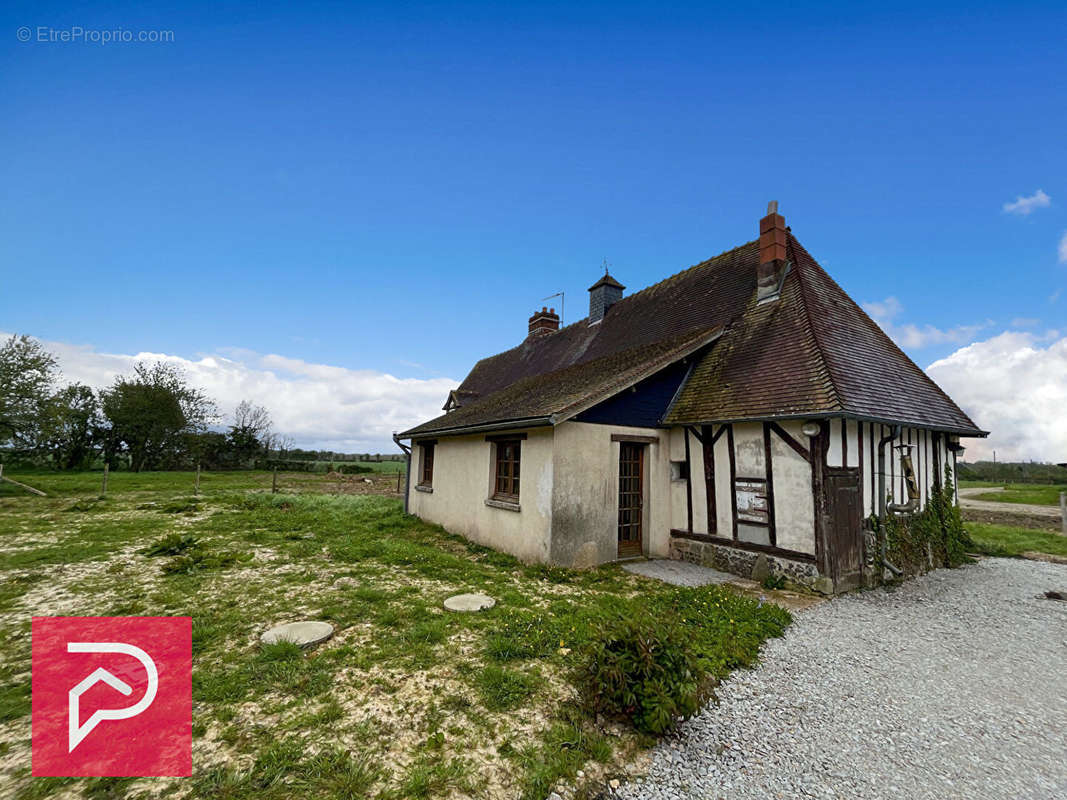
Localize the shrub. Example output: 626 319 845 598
761 574 786 590
577 616 702 734
161 548 246 575
883 465 974 572
142 532 199 557
337 463 372 475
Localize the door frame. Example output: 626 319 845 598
822 466 863 591
616 440 646 559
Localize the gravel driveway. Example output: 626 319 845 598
618 558 1067 800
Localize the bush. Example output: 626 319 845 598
142 532 199 556
160 548 247 575
883 466 973 572
577 617 702 734
337 463 372 475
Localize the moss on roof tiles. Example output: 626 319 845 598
402 232 984 438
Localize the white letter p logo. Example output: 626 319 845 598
67 642 158 752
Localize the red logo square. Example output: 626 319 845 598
32 617 191 777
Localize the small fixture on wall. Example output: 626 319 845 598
801 421 821 437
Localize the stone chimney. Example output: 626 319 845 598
588 272 624 324
757 201 789 303
528 306 560 337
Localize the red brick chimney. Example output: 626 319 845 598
528 306 560 337
757 201 788 302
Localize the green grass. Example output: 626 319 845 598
960 481 1067 506
967 522 1067 558
0 469 790 800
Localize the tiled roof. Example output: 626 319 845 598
399 232 985 438
401 325 722 438
664 237 985 435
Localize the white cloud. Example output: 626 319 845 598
862 296 989 349
3 332 456 453
1002 189 1051 215
1010 317 1039 328
1059 231 1067 263
927 331 1067 461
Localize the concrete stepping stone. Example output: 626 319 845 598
444 593 496 612
260 621 334 648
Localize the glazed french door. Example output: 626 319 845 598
617 442 644 558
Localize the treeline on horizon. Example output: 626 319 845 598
958 459 1067 484
0 334 400 473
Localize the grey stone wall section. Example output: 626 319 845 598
669 537 828 594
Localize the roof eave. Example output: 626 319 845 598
666 410 987 438
396 416 553 440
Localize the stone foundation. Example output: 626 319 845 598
669 536 830 595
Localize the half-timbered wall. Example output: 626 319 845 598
826 420 957 518
672 418 958 560
671 421 817 559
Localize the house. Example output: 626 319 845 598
396 204 986 593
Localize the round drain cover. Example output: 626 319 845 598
260 621 334 647
443 593 496 612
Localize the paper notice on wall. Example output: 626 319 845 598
735 478 769 524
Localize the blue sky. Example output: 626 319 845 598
2 1 1065 456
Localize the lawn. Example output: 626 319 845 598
966 521 1067 559
960 481 1067 506
0 470 790 800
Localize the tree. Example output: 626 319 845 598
100 362 217 471
0 334 58 448
37 384 99 469
228 400 273 463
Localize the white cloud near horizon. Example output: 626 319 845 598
927 331 1067 462
3 332 457 453
10 326 1066 463
1002 189 1051 215
862 296 990 349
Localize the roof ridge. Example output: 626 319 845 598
789 235 846 413
602 239 756 314
455 239 757 391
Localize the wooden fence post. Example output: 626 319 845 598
195 463 201 496
1061 492 1066 535
272 467 278 494
101 463 109 498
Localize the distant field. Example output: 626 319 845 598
961 483 1067 507
0 468 404 499
966 522 1067 559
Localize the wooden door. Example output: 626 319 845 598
617 442 644 558
825 469 862 591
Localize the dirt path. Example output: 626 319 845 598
958 486 1061 518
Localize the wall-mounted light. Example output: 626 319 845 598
801 421 821 437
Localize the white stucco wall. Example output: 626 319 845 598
769 420 816 555
407 427 554 564
551 422 671 567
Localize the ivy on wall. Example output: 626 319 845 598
879 466 972 574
